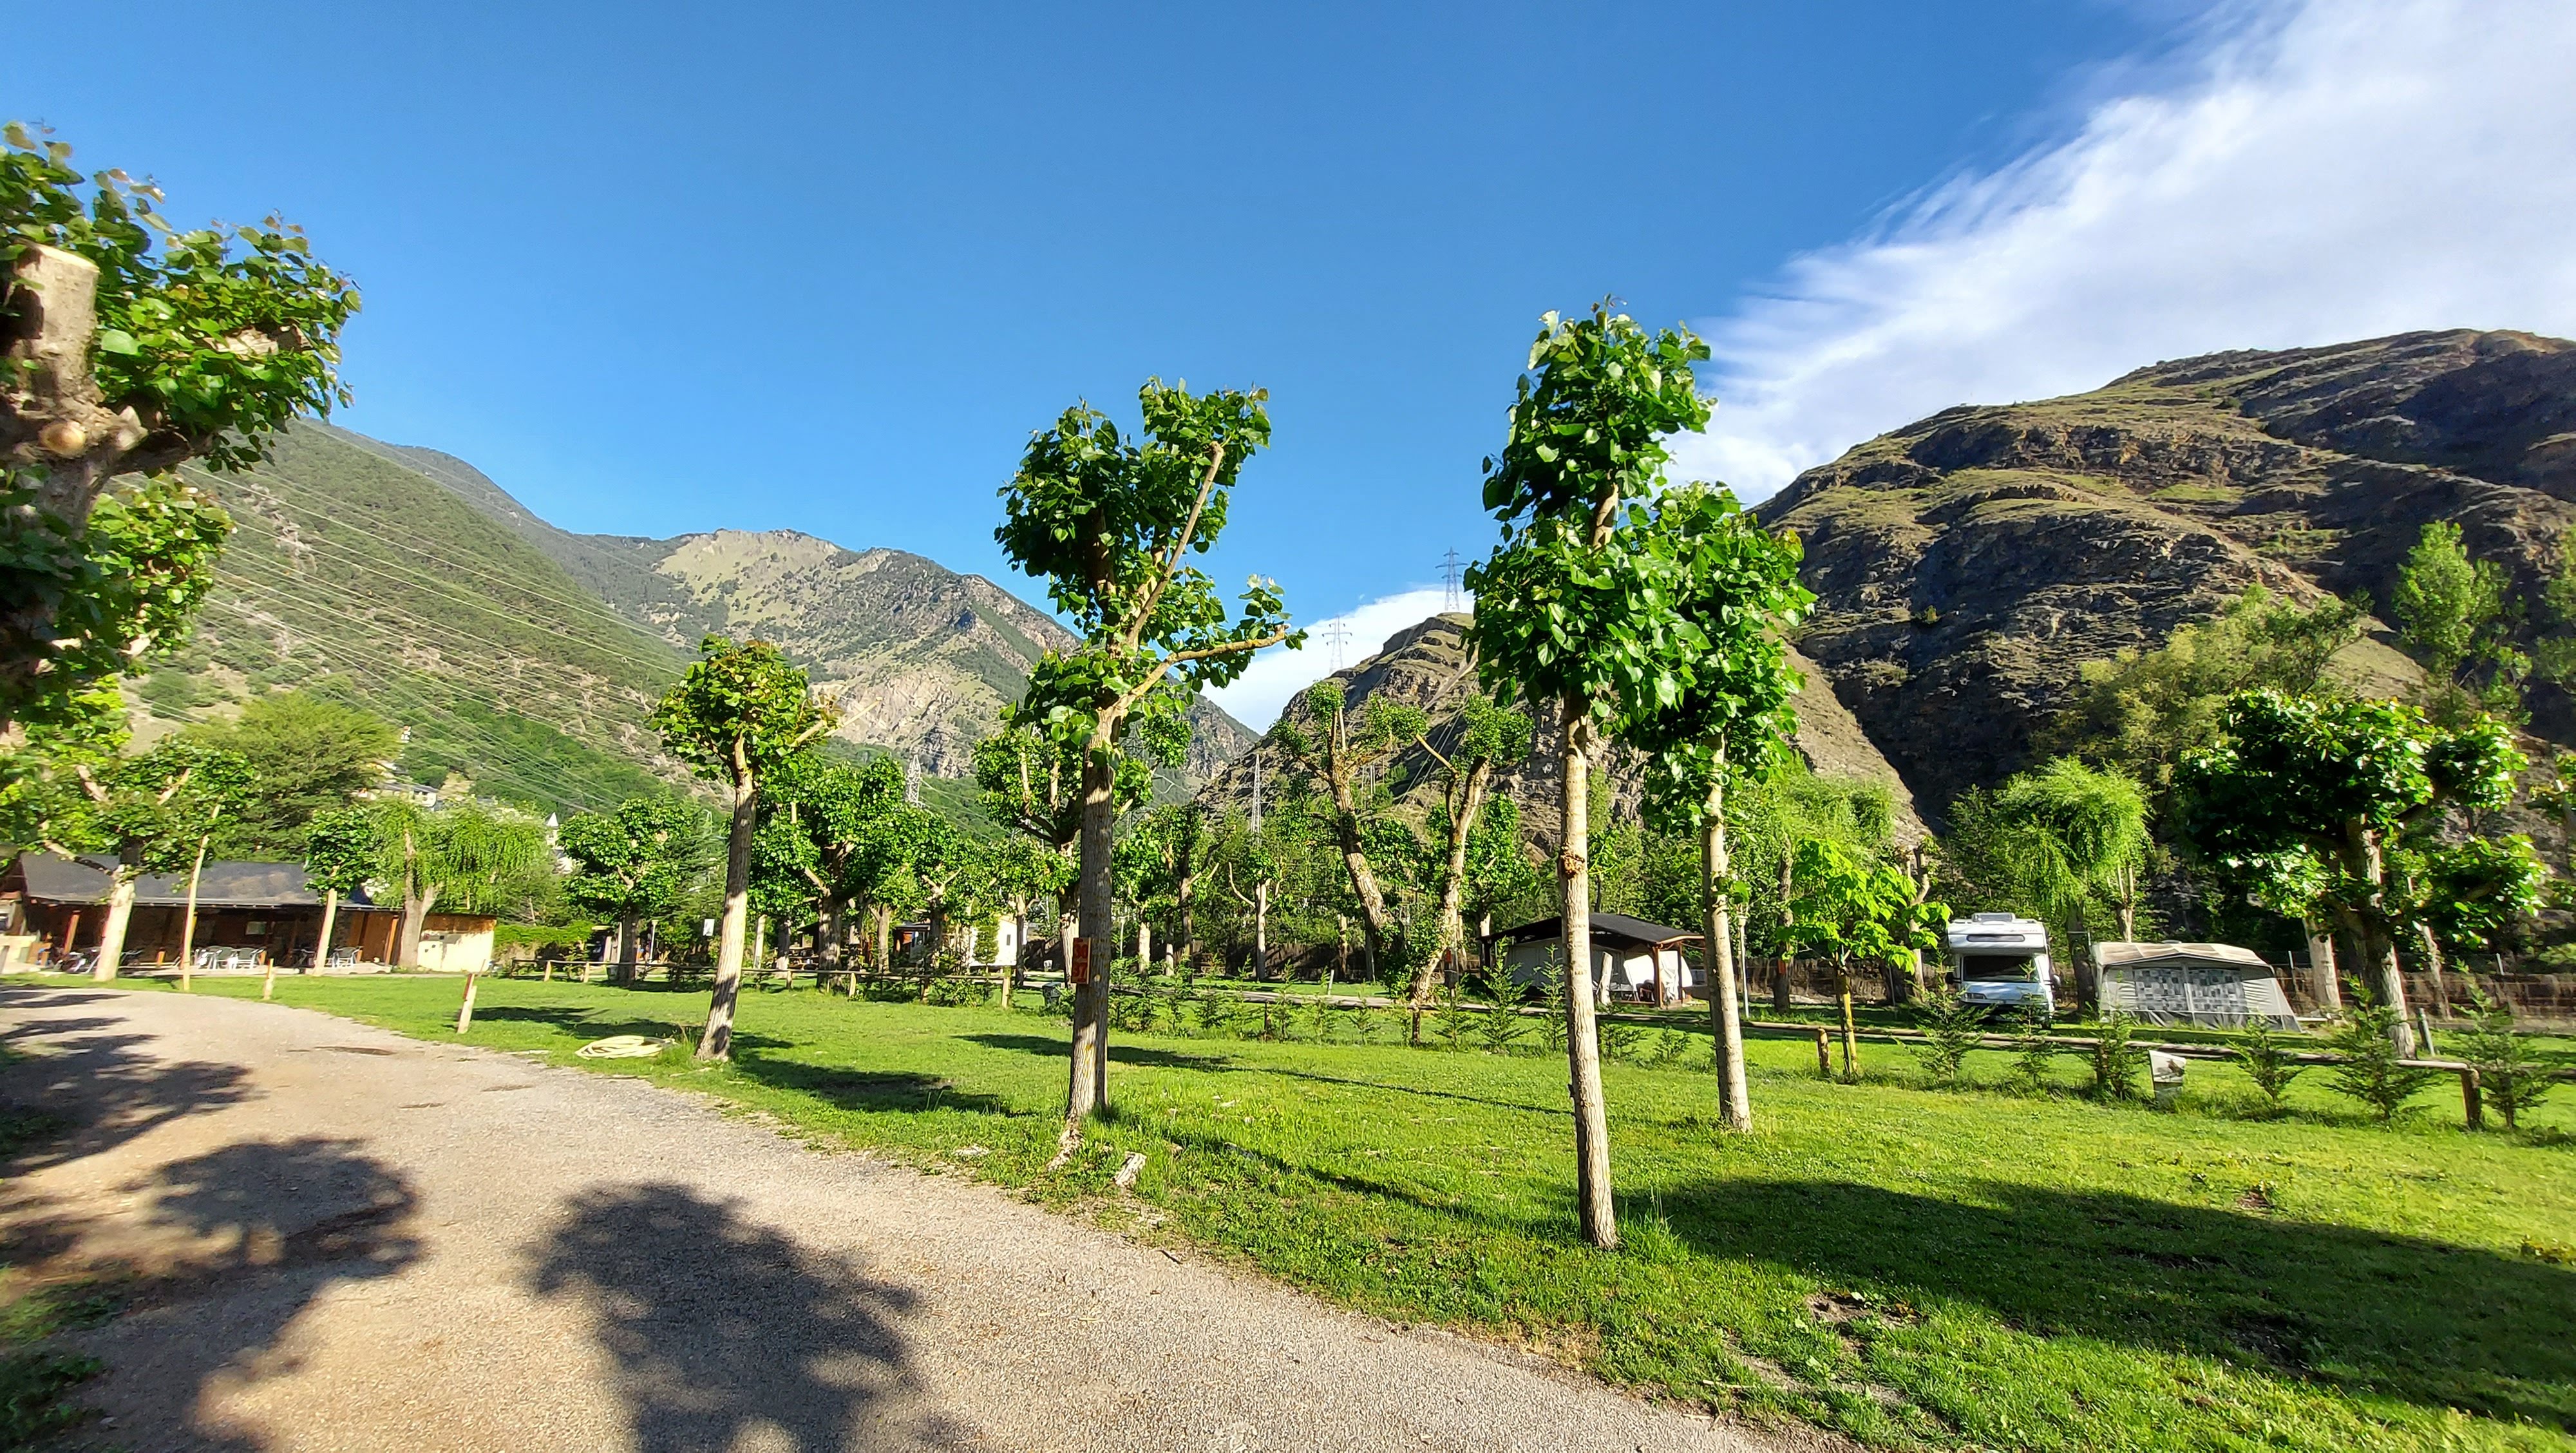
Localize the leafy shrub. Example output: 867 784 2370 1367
1600 1021 1643 1063
2010 1008 2060 1092
1476 976 1528 1055
1910 983 1983 1086
2088 1012 2148 1101
2324 1004 2440 1125
2458 992 2556 1131
1537 973 1570 1054
2232 1023 2308 1113
1433 978 1470 1050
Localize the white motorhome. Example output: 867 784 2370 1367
1946 913 2056 1016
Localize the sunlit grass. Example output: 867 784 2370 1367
39 972 2576 1451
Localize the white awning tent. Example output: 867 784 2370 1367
2092 941 2300 1030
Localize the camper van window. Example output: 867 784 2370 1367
1959 954 2038 982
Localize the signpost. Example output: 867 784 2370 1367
1070 936 1094 985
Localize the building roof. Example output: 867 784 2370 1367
1493 913 1701 949
2091 940 2271 973
9 853 376 910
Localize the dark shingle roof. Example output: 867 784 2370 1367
11 853 373 909
1492 912 1700 948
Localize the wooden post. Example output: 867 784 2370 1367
2460 1066 2483 1132
454 969 480 1034
1812 1027 1833 1078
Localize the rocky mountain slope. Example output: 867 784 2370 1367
139 423 1252 816
1199 614 1926 851
1756 329 2576 819
328 427 1255 783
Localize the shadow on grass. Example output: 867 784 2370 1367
963 1032 1235 1072
732 1058 1015 1118
1662 1176 2576 1430
526 1182 976 1451
472 1005 789 1056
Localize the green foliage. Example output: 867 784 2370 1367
2324 1003 2441 1125
300 805 377 899
2232 1023 2308 1113
2391 522 2523 723
1475 973 1529 1054
2176 690 2524 930
2009 1007 2060 1092
996 379 1298 757
1467 305 1713 725
652 636 835 795
2458 992 2555 1132
176 690 399 857
1 476 232 734
1909 983 1984 1086
2 122 359 472
2403 836 2549 952
2045 585 2365 793
1945 757 2152 943
1783 840 1948 973
2087 1012 2148 1101
1619 482 1815 831
561 797 716 926
370 799 553 918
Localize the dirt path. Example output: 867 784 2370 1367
0 987 1824 1453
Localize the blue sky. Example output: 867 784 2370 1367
11 1 2573 726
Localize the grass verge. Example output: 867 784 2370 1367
28 971 2576 1452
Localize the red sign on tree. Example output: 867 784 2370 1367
1069 936 1094 985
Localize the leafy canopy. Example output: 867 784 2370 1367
562 797 717 922
650 636 836 793
1466 304 1713 719
1782 839 1948 969
996 379 1298 749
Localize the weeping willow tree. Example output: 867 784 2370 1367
1953 757 2152 1007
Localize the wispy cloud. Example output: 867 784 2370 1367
1204 588 1454 732
1676 0 2576 500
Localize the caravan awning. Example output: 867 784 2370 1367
2092 940 2298 1030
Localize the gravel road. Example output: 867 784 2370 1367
0 987 1832 1453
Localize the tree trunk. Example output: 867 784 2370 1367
1702 765 1750 1132
1838 963 1859 1080
2338 822 2414 1054
312 889 341 973
1066 738 1117 1126
1558 699 1617 1250
700 767 759 1061
399 881 440 971
2416 921 2453 1018
1771 855 1795 1012
2305 922 2342 1011
1321 712 1394 984
826 898 848 973
1255 880 1270 980
616 913 640 986
1415 758 1494 1005
1137 918 1151 976
93 868 139 981
876 904 895 972
1177 866 1195 970
178 837 209 991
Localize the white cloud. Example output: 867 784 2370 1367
1203 588 1455 732
1676 0 2576 501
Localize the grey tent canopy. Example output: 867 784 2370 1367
2092 941 2299 1030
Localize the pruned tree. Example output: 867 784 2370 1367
995 378 1298 1130
3 123 357 736
2175 690 2524 1054
975 712 1166 983
650 636 838 1059
1409 692 1535 1005
1463 303 1712 1249
986 835 1072 1006
299 804 375 981
764 754 905 971
562 797 717 985
1281 681 1419 985
369 799 551 968
1784 839 1949 1081
34 736 250 981
1121 801 1210 967
1617 483 1811 1131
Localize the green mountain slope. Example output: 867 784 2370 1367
330 429 1257 781
144 424 690 815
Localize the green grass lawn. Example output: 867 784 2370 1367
26 972 2576 1452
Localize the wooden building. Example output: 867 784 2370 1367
0 853 495 974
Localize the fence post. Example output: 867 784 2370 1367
2459 1066 2483 1132
1813 1027 1832 1079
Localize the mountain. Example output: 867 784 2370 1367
1755 329 2576 819
324 427 1255 784
1198 614 1927 850
137 423 1254 817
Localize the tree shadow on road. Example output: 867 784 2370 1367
527 1182 979 1452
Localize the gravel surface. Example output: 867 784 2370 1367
0 987 1837 1453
